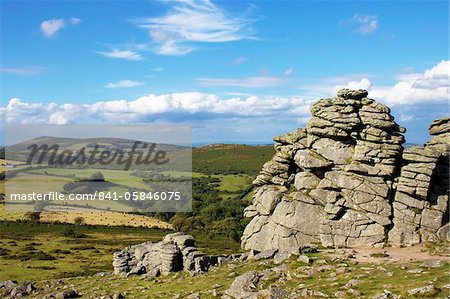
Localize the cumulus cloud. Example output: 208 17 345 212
2 93 314 125
95 49 143 61
372 60 450 105
135 0 257 55
105 80 144 89
40 18 66 37
341 14 378 35
40 17 81 37
3 61 447 132
333 77 372 93
327 61 449 107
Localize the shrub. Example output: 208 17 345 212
50 249 72 254
62 228 86 238
70 245 96 250
25 212 41 221
73 216 85 225
89 172 105 182
16 250 56 261
0 248 11 256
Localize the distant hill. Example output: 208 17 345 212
5 136 188 166
8 136 186 152
193 144 275 175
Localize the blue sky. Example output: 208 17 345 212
1 0 448 144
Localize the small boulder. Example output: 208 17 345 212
225 271 261 299
56 290 80 299
437 223 450 241
407 284 441 297
422 259 444 268
10 282 36 297
254 249 277 260
297 255 311 264
113 292 125 299
0 280 17 289
273 252 291 264
373 290 399 299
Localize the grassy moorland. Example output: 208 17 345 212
49 248 448 299
0 144 272 282
0 222 448 298
0 144 450 298
193 144 274 174
0 220 242 281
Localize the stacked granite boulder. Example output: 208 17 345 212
389 117 449 245
113 232 229 277
242 89 449 252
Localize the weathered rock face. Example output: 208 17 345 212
242 89 449 252
113 232 230 276
389 117 449 245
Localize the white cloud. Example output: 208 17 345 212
70 17 81 25
150 67 166 72
232 56 247 65
2 93 314 125
0 66 45 76
135 0 256 55
40 18 66 37
371 60 450 105
333 77 372 93
284 67 294 77
105 80 144 89
398 113 414 122
95 49 143 61
154 40 193 56
341 14 378 35
328 61 449 106
40 17 81 37
198 76 285 88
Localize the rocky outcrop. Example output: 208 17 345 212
113 232 231 276
389 117 449 245
242 89 449 252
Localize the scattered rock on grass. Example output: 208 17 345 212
9 282 36 297
407 284 441 297
421 259 444 268
297 255 311 264
373 290 399 299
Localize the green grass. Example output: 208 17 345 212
214 174 253 193
1 237 447 298
193 144 274 175
29 168 150 190
6 172 72 194
0 220 241 281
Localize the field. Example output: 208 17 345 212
0 208 172 229
0 143 277 296
0 221 241 282
193 144 274 174
29 168 151 189
55 249 449 299
0 221 448 298
1 144 450 298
